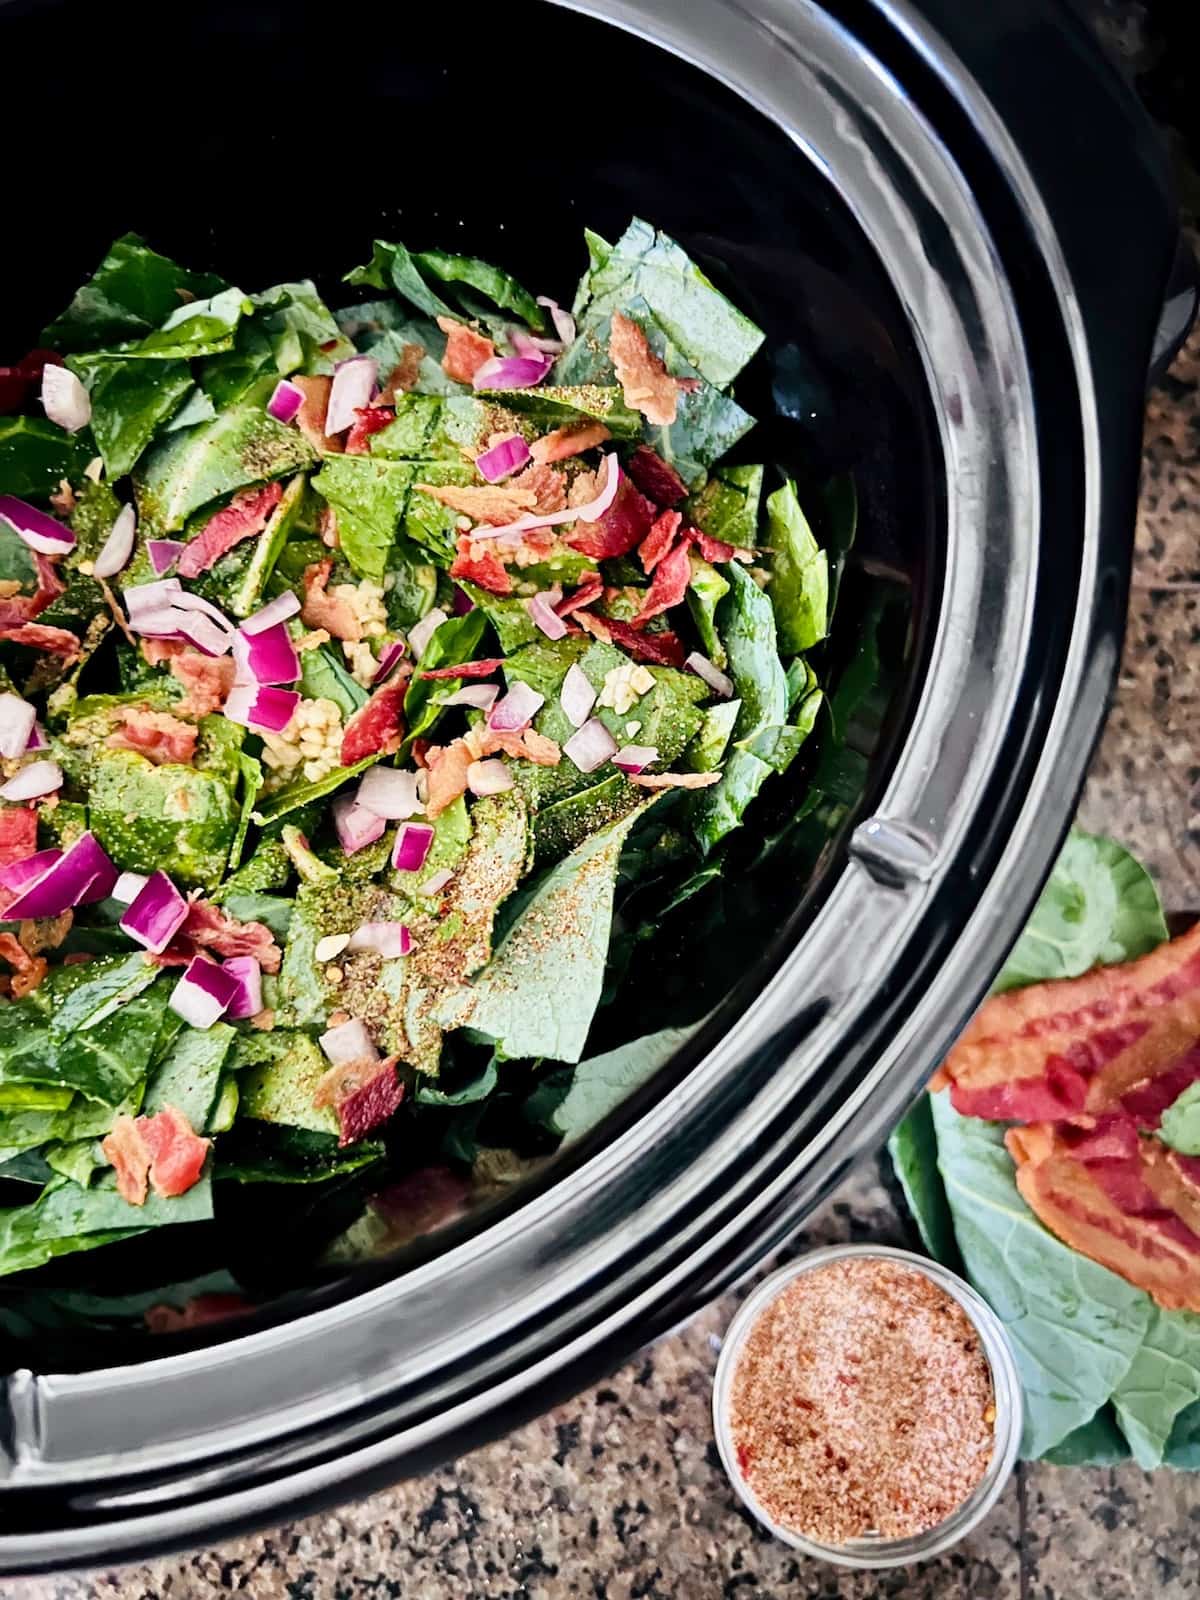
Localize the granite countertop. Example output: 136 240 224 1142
9 20 1200 1600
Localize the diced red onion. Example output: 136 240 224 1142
0 496 75 556
169 955 241 1029
92 503 136 579
612 744 659 775
127 608 186 643
487 680 544 734
392 820 435 873
25 722 48 752
511 328 564 359
471 453 620 541
439 683 498 712
326 356 378 435
223 955 262 1019
346 921 412 960
319 1016 380 1067
0 848 61 894
119 869 189 954
112 870 149 904
475 435 532 483
124 578 182 616
170 590 238 636
266 379 305 425
467 758 513 797
0 759 62 801
472 353 554 391
526 590 567 641
147 539 184 576
176 612 234 657
563 717 618 774
560 663 597 729
451 585 474 617
356 766 421 820
223 684 300 733
371 640 407 686
332 793 387 855
232 620 300 686
1 829 116 918
407 607 446 660
421 867 453 895
537 295 576 345
685 650 735 698
41 364 92 433
0 694 37 759
242 590 300 634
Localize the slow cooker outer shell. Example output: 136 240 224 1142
0 0 1179 1569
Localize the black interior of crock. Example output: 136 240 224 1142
0 0 941 1368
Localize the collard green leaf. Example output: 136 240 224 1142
885 1097 959 1268
571 218 764 387
68 354 193 478
995 829 1168 993
1109 1306 1200 1469
338 303 464 398
763 479 828 655
929 1090 1151 1457
130 287 251 359
299 643 368 719
0 1170 213 1279
1161 1082 1200 1156
226 472 307 617
415 1059 499 1108
43 233 227 352
88 747 237 888
313 455 415 580
414 249 544 330
1167 1398 1200 1468
457 583 541 653
524 1022 701 1141
234 1031 338 1136
346 240 455 322
251 754 375 828
436 801 654 1064
686 554 729 668
0 416 91 499
402 609 489 753
687 464 763 549
215 837 291 899
217 1122 381 1184
220 891 293 942
686 698 741 772
143 1023 235 1131
484 384 641 439
0 519 39 590
531 772 641 868
134 378 318 534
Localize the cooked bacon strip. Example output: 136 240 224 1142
566 475 656 560
624 444 688 508
0 621 81 658
0 931 46 998
609 311 698 426
638 509 683 575
934 923 1200 1122
449 538 512 596
177 482 283 580
555 576 604 619
341 674 408 765
437 316 496 384
424 738 474 818
0 806 37 870
103 1106 210 1207
345 405 395 455
632 538 692 626
292 375 343 453
415 480 537 525
629 771 720 790
1007 1113 1200 1313
301 558 363 641
154 899 282 974
419 659 504 681
575 613 686 668
379 345 425 402
529 421 611 466
107 706 198 766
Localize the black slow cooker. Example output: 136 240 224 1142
0 0 1189 1571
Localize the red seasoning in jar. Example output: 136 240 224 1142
727 1256 995 1546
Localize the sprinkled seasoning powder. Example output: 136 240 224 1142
727 1257 995 1545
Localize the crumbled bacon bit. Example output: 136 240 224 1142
146 1293 252 1334
416 480 537 525
418 658 504 681
154 899 282 974
632 538 692 626
48 479 76 516
0 806 37 870
437 316 496 384
510 460 569 514
177 482 284 580
638 509 684 575
107 707 198 766
292 375 344 453
313 1053 405 1146
301 559 363 641
629 770 720 789
609 311 697 426
529 421 612 466
0 931 47 997
345 405 395 455
576 614 686 667
625 444 688 508
170 649 236 717
103 1106 210 1207
566 475 656 560
691 528 738 564
556 576 604 619
18 911 72 957
341 673 408 765
379 344 425 402
449 538 512 596
0 621 81 659
424 738 475 818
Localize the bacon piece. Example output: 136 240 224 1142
0 553 66 631
146 1293 252 1334
416 480 536 526
437 316 496 384
292 375 343 453
0 931 46 998
529 421 611 466
690 528 737 563
566 475 656 561
154 898 282 974
103 1107 210 1207
0 806 37 869
609 311 697 426
1007 1114 1200 1312
478 726 560 767
341 674 407 765
424 738 474 818
178 482 284 580
0 349 60 416
419 658 504 681
18 911 73 958
301 558 363 641
629 770 720 790
0 622 81 658
313 1052 405 1146
576 613 686 668
555 576 604 619
345 405 395 455
449 538 512 597
170 649 236 716
379 345 425 402
631 538 694 627
624 444 688 508
510 461 568 515
934 923 1200 1121
638 509 684 575
107 706 198 766
1121 1045 1200 1129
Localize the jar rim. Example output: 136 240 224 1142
711 1244 1024 1568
